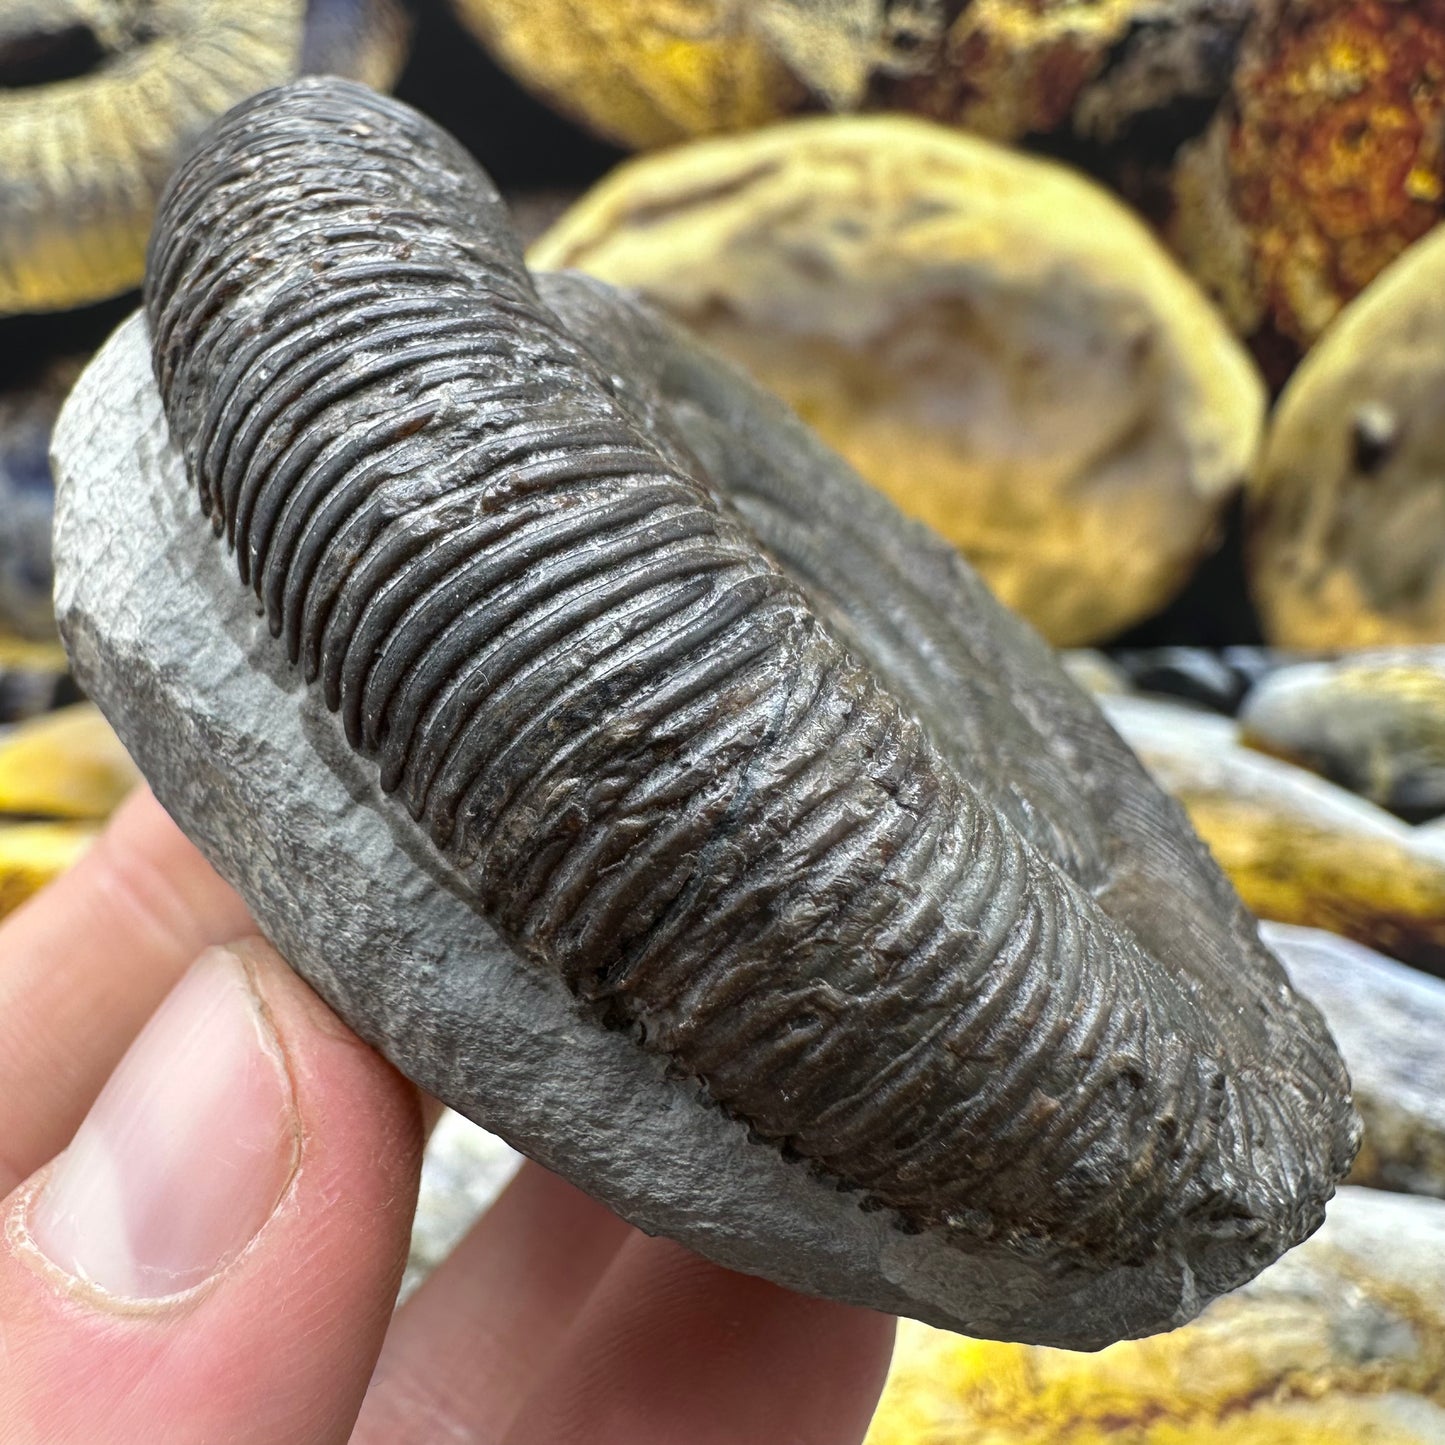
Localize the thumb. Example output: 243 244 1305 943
0 938 425 1445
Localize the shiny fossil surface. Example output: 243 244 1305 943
1241 650 1445 821
1250 226 1445 648
533 116 1265 646
865 1186 1445 1444
0 0 408 315
1262 923 1445 1200
54 78 1356 1346
1106 695 1445 977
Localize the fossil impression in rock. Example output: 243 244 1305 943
0 0 409 315
56 77 1357 1347
1250 226 1445 649
532 117 1265 646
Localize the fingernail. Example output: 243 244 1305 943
29 946 299 1299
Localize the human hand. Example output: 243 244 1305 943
0 789 895 1443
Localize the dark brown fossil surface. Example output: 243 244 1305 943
58 77 1357 1345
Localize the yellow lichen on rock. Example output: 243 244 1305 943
1249 225 1445 647
533 117 1265 644
0 820 97 918
0 702 138 820
866 1188 1445 1444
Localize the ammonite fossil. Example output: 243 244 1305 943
54 78 1357 1346
0 0 408 315
1249 226 1445 649
531 116 1265 646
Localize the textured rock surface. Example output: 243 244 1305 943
866 1187 1445 1444
53 275 1351 1344
1106 696 1445 976
1250 227 1445 648
1262 923 1445 1200
533 117 1264 645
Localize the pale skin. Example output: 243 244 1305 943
0 789 896 1444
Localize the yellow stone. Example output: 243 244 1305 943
533 117 1265 645
0 820 97 918
0 702 139 820
1250 226 1445 647
866 1187 1445 1444
1104 696 1445 974
450 0 801 149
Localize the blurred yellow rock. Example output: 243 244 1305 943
866 1187 1445 1444
0 820 96 918
0 702 138 820
533 117 1264 645
1104 695 1445 975
451 0 802 149
1250 227 1445 648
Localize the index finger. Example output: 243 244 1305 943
0 787 252 1195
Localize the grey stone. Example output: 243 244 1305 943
1263 922 1445 1200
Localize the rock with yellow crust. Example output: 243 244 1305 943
0 701 138 820
865 1187 1445 1444
1170 0 1445 369
1249 229 1445 648
533 117 1265 645
1103 695 1445 976
0 0 409 315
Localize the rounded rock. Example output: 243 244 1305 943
532 117 1265 645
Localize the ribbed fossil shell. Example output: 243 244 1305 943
135 77 1358 1311
530 117 1265 647
0 0 408 315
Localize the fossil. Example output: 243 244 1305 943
0 0 408 315
57 77 1357 1346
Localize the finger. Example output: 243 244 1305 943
355 1161 632 1444
502 1234 896 1445
0 937 425 1445
0 788 252 1194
